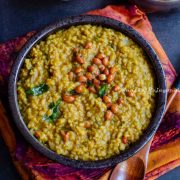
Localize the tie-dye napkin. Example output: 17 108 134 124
0 4 179 180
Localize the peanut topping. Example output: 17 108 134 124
34 131 41 138
85 42 93 49
103 96 111 104
75 84 84 93
75 67 83 74
61 131 69 142
106 103 112 108
93 79 100 88
126 91 135 97
84 121 91 128
98 74 107 81
117 98 124 105
107 74 115 83
88 87 96 93
87 65 95 72
62 95 76 103
110 104 118 114
105 110 113 120
103 68 109 76
94 69 100 76
75 54 84 64
73 47 78 53
102 57 109 66
99 65 105 72
92 58 101 65
86 72 94 80
96 53 105 60
78 75 87 83
113 85 120 92
122 136 128 144
109 67 117 74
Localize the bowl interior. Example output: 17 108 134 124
8 15 167 169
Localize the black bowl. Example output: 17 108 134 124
8 15 167 169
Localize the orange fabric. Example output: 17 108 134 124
147 138 180 173
0 4 179 180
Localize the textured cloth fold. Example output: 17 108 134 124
0 4 179 180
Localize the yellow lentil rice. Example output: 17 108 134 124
17 25 156 160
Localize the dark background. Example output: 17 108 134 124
0 0 179 179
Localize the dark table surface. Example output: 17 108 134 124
0 0 179 179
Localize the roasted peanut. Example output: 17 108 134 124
99 65 105 72
84 42 93 49
86 72 94 80
75 84 84 93
75 54 84 64
62 95 76 103
103 68 109 76
113 85 120 92
78 75 87 83
75 67 83 74
73 47 78 53
103 96 111 104
102 57 109 66
92 58 101 65
88 86 96 93
94 69 100 76
126 91 135 97
109 67 117 74
98 74 106 81
84 121 91 128
117 98 124 105
105 110 113 120
93 79 100 88
87 65 95 72
107 74 115 83
106 103 112 108
110 104 118 113
61 131 69 142
96 53 105 59
122 136 128 144
34 131 41 138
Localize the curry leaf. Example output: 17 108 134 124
86 80 93 87
43 98 61 123
69 89 79 95
26 84 49 96
98 84 108 97
48 102 55 109
94 35 101 41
